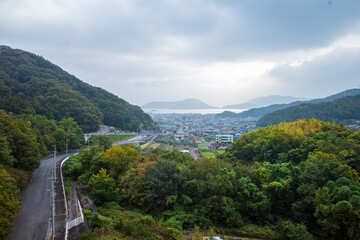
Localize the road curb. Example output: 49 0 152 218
60 156 71 219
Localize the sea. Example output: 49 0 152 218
142 108 247 114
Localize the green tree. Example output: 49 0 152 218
145 160 182 210
314 177 360 239
203 196 242 227
0 169 21 238
0 135 15 167
292 152 358 228
91 135 112 150
0 112 40 170
87 168 116 205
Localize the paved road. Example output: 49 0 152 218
190 149 199 160
7 153 67 240
113 134 158 147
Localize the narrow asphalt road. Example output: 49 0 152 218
7 153 67 240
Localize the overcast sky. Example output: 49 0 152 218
1 0 360 107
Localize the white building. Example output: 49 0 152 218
215 135 233 144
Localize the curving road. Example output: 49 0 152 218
7 153 67 240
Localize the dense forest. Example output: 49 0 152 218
0 111 84 238
257 94 360 127
0 45 158 132
64 119 360 240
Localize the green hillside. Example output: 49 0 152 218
0 45 158 132
257 94 360 127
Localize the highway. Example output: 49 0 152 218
7 153 67 240
112 134 158 147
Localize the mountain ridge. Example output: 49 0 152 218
216 89 360 119
142 98 217 109
223 95 308 109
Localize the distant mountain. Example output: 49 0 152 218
310 88 360 103
0 45 158 132
223 95 307 109
142 98 217 109
257 94 360 127
217 89 360 119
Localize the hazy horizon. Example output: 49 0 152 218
1 0 360 107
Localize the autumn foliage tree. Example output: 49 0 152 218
103 145 139 178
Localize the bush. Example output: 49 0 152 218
89 213 101 228
164 217 183 239
104 201 125 211
140 215 156 226
121 220 152 238
80 231 96 240
277 220 313 240
63 156 82 179
164 217 183 231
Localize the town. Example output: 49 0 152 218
146 112 258 158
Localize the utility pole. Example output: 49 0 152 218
88 140 90 150
66 139 69 156
52 145 56 181
51 176 55 240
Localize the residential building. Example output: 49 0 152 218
215 135 233 144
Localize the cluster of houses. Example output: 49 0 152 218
150 113 258 148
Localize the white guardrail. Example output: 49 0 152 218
61 153 84 240
66 200 84 229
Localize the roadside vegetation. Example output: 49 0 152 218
64 118 360 240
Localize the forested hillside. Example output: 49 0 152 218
257 94 360 127
0 45 158 132
64 119 360 239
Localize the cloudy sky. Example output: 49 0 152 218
1 0 360 107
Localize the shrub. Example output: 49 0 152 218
89 213 101 228
277 220 313 240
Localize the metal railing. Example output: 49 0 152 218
66 200 84 230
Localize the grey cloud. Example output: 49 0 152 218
269 47 360 98
197 0 360 60
2 0 360 60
